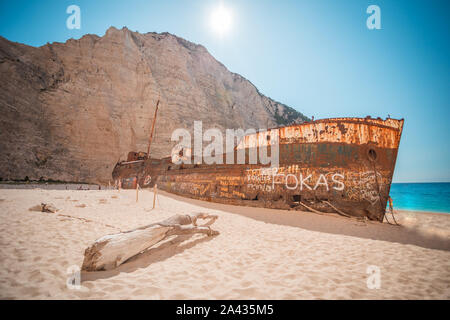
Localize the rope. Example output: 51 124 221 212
371 161 399 225
297 201 326 215
322 200 353 218
387 197 400 226
371 160 385 219
298 201 365 224
391 210 399 225
384 209 393 224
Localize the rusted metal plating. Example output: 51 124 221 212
112 117 404 221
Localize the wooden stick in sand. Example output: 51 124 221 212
136 183 139 203
81 213 219 271
152 184 158 209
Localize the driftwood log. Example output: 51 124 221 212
82 213 219 271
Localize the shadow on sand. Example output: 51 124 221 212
159 190 450 252
81 190 449 282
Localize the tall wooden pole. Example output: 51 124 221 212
147 99 160 158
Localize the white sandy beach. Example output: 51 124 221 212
0 186 449 299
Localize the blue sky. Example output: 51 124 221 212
0 0 449 182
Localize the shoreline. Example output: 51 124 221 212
396 209 450 216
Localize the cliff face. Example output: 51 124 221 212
0 27 308 183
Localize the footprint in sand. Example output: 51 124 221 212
240 280 253 288
131 287 162 296
103 284 123 291
283 274 297 280
49 268 64 277
28 270 45 282
233 287 258 296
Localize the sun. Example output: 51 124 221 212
210 4 233 36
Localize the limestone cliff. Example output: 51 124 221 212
0 27 308 183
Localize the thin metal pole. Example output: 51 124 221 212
147 100 160 158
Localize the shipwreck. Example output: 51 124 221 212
112 100 404 222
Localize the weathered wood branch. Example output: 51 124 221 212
81 213 219 271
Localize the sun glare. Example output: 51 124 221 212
210 4 233 36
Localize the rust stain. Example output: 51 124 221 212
112 117 404 222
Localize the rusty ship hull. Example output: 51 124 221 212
112 117 404 221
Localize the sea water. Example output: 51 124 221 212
389 183 450 213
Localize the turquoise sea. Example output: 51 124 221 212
389 183 450 213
